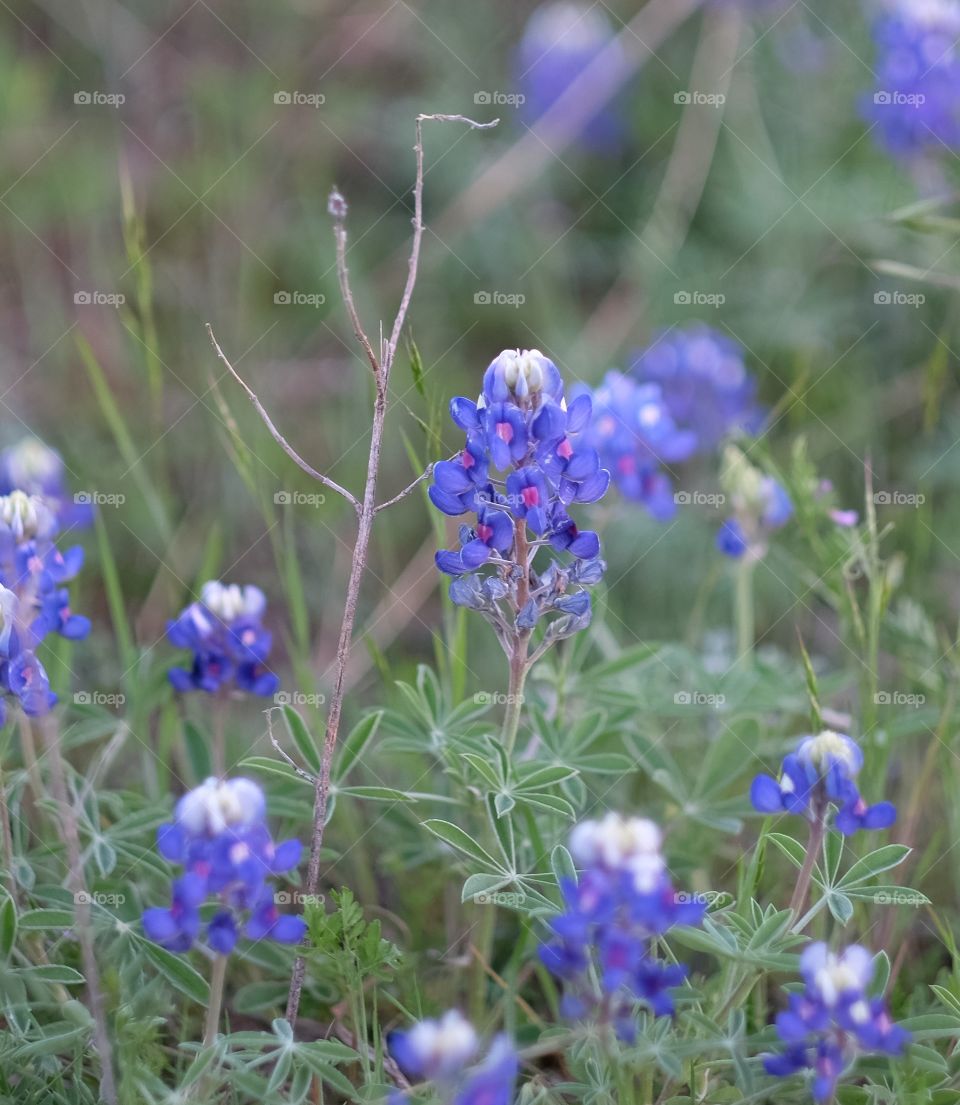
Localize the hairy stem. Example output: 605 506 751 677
204 955 228 1047
789 807 826 919
735 556 755 661
38 716 117 1105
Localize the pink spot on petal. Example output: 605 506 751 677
522 487 540 508
557 438 573 460
496 422 514 444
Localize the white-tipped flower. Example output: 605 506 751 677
2 437 63 492
0 490 53 542
0 585 18 656
201 581 267 624
797 729 862 777
175 777 266 836
570 812 663 872
402 1010 479 1079
802 943 874 1007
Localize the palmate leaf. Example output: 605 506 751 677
422 819 504 872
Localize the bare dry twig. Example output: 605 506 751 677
278 111 497 1028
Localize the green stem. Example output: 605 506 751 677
204 955 227 1048
789 807 826 918
735 556 755 660
501 647 529 757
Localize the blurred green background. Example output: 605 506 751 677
2 0 957 711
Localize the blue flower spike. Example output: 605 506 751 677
750 729 897 838
142 776 306 955
167 580 280 698
764 942 910 1102
388 1010 517 1105
538 813 705 1041
430 350 608 646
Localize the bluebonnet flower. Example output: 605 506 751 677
583 372 697 520
0 436 93 530
865 0 960 159
516 3 625 154
539 814 705 1041
750 729 897 837
716 446 793 560
764 942 909 1102
142 776 306 954
431 350 608 647
0 489 91 725
389 1011 517 1105
630 327 763 453
167 581 280 697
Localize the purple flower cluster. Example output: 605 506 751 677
516 2 625 154
539 814 704 1041
0 436 93 531
142 776 306 954
585 327 763 519
431 350 607 642
583 372 696 520
0 489 91 725
167 581 280 697
865 0 960 158
716 445 793 560
630 327 763 452
765 942 909 1101
389 1010 517 1105
750 729 897 837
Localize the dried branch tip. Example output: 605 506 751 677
328 188 348 221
